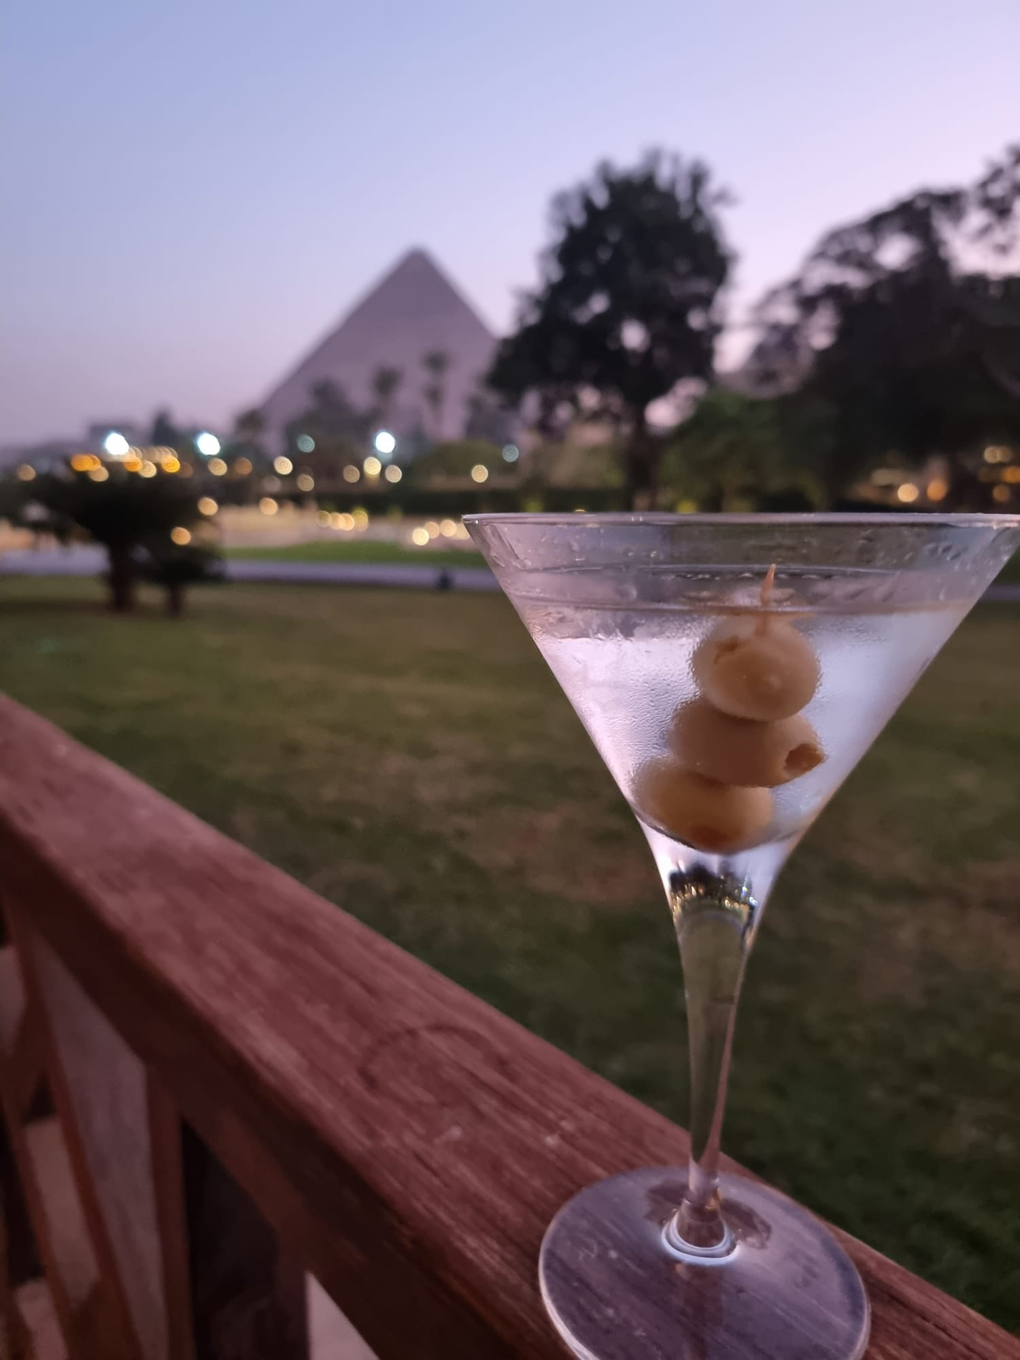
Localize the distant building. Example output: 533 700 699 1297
0 420 150 470
257 248 498 451
86 420 147 447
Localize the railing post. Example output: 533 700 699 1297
179 1122 309 1360
0 696 1017 1360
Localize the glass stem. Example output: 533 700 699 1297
666 867 756 1255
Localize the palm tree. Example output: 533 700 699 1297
370 366 403 431
421 350 451 441
234 407 266 443
150 408 181 447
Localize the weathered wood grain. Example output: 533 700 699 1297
19 1122 97 1317
13 1279 67 1360
146 1081 195 1360
4 911 142 1360
0 696 1013 1360
0 948 25 1061
27 936 166 1360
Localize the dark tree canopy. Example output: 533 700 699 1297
38 471 203 612
234 407 266 442
135 540 225 617
286 379 369 469
150 408 181 448
464 385 516 446
749 145 1020 500
662 388 817 511
422 350 450 378
369 366 403 428
488 151 731 505
421 350 451 440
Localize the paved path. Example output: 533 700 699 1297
3 546 1019 602
0 547 498 592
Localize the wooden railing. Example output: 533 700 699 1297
0 694 1016 1360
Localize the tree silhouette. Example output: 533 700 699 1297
136 540 225 617
422 350 450 441
37 470 203 613
465 385 515 445
749 145 1020 502
285 380 368 477
488 151 731 505
234 407 266 443
662 389 817 510
150 408 181 448
370 366 403 431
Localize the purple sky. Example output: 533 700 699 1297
4 0 1017 444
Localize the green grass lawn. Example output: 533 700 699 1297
1 577 1018 1330
227 538 487 569
998 547 1020 583
227 535 1019 584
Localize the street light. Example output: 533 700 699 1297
195 432 221 457
103 431 129 457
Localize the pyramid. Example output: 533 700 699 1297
258 249 498 447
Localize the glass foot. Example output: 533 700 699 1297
539 1168 870 1360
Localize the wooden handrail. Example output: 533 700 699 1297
0 693 1015 1360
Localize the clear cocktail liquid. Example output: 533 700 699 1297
514 569 970 857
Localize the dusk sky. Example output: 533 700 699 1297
4 0 1017 444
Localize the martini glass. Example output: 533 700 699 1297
465 512 1020 1360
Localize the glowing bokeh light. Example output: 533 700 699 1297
170 526 192 545
384 465 402 483
364 455 382 477
88 466 110 482
296 434 315 453
103 431 130 457
139 461 157 478
896 483 919 503
470 464 489 483
208 458 227 476
424 520 440 539
296 473 314 491
234 457 253 476
197 496 218 515
343 465 360 482
374 430 396 455
273 456 293 475
411 527 430 546
440 518 457 537
195 432 221 457
502 444 519 462
16 464 36 481
259 497 279 515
